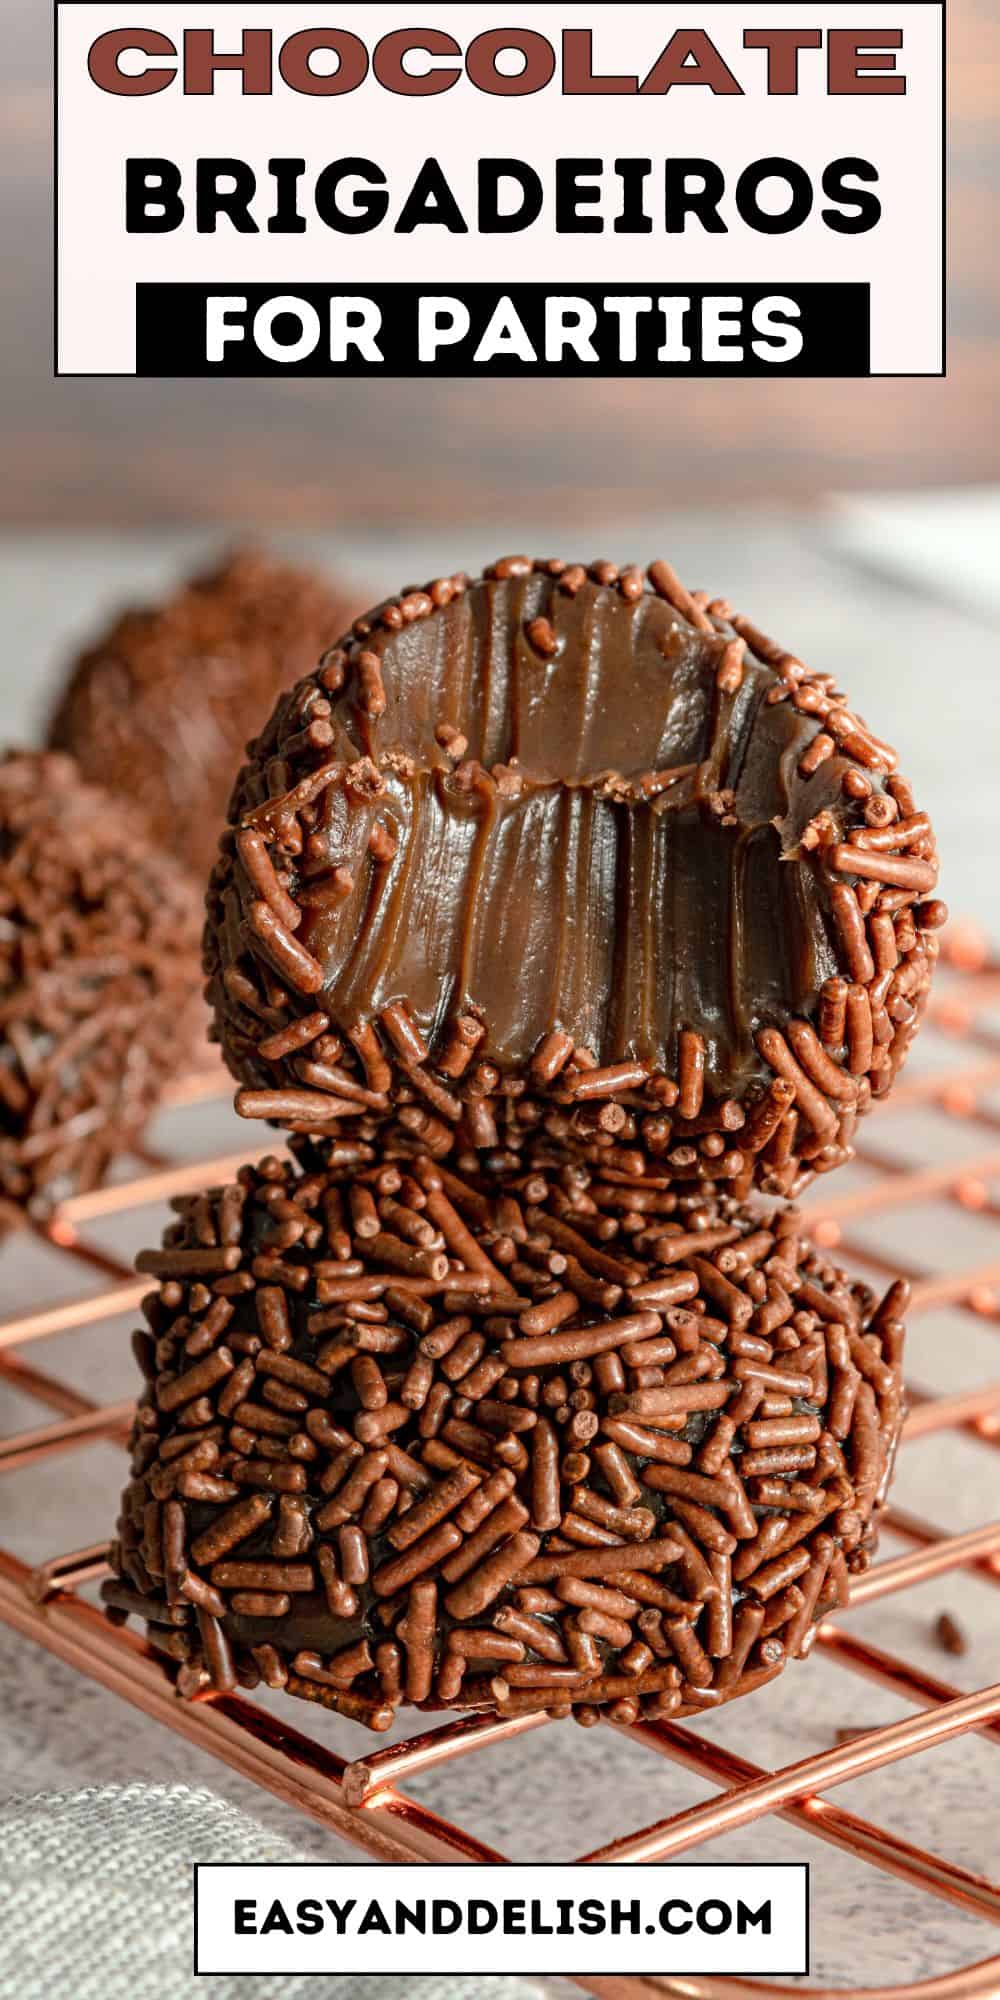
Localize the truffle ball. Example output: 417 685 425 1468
205 556 943 1202
0 752 202 1223
49 549 351 881
109 1147 906 1728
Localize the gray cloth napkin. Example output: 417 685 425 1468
0 1783 550 2000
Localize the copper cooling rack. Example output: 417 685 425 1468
0 930 998 2000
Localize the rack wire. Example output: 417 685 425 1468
0 930 998 2000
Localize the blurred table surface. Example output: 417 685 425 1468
0 494 999 1995
2 0 999 523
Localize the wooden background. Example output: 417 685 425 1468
3 0 998 526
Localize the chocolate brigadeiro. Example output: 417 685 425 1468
205 555 944 1201
0 752 201 1225
107 1148 906 1727
48 549 351 882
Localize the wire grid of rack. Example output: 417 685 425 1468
0 931 998 2000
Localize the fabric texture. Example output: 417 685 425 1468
0 1782 549 2000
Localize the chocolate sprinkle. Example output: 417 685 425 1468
108 1147 905 1727
0 751 201 1224
933 1609 968 1657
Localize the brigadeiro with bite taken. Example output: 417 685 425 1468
204 555 944 1202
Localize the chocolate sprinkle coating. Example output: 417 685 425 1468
205 556 943 1201
109 1147 906 1727
0 751 202 1224
49 550 351 881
